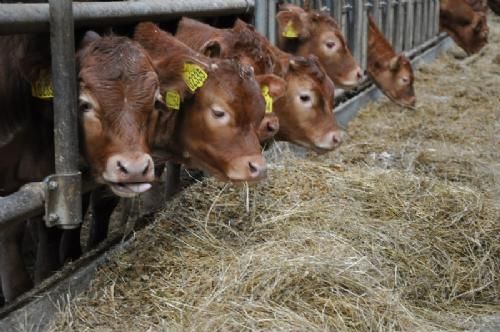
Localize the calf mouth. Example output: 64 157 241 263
107 182 153 198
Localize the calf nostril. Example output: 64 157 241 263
117 160 129 174
332 133 341 144
267 121 277 133
142 160 150 176
248 161 259 175
356 71 363 80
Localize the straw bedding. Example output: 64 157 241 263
48 14 499 332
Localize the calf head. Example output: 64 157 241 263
276 4 362 89
77 33 158 197
370 54 416 108
135 22 277 182
440 0 489 54
273 56 341 153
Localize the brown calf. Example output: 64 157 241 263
276 4 362 89
175 17 342 153
367 16 416 108
0 32 159 302
134 22 276 182
440 0 489 54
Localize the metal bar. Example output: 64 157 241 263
0 0 255 34
394 0 404 52
254 0 267 37
384 0 394 43
360 0 369 70
434 0 440 36
350 0 364 65
371 0 381 26
268 0 277 45
0 183 45 232
48 0 81 229
422 0 428 41
413 0 422 45
333 0 343 27
404 0 414 50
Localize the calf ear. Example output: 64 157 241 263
256 74 287 99
276 11 308 39
233 18 255 31
200 39 224 58
389 55 403 71
80 31 101 49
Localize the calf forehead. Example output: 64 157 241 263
79 38 157 112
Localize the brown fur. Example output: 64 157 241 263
276 4 361 88
440 0 489 54
367 16 416 108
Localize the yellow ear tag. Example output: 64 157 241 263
31 74 54 100
282 20 299 38
261 85 273 114
165 91 180 110
183 63 208 93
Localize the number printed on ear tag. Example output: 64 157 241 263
282 21 299 38
32 74 54 100
165 91 180 110
183 63 208 92
261 85 273 114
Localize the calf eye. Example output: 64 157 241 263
211 108 226 119
401 77 409 84
300 94 311 103
80 101 92 112
325 41 336 49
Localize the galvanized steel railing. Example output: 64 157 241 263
256 0 441 71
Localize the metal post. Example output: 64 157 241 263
372 0 381 26
268 0 277 45
404 0 414 50
350 0 364 65
360 0 369 70
422 0 428 40
47 0 82 229
0 183 45 232
394 0 404 52
333 0 343 27
434 0 440 36
255 0 267 37
384 0 394 43
413 0 422 45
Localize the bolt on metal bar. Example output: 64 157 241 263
0 0 255 35
48 0 82 229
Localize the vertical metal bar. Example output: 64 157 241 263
48 0 81 229
360 0 368 70
268 0 277 45
254 0 267 37
422 0 428 40
413 0 422 45
351 0 364 65
372 0 381 26
404 0 414 50
394 0 404 52
434 0 440 36
333 0 343 27
384 0 394 43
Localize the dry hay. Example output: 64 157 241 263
47 14 500 332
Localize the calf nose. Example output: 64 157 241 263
258 114 280 142
331 130 343 147
107 153 155 183
355 66 363 81
226 154 267 181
